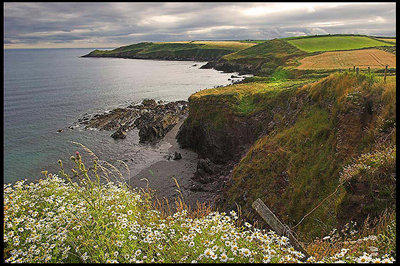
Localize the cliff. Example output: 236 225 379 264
82 41 254 62
177 73 396 240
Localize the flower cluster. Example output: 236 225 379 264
3 174 395 263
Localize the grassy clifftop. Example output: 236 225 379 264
83 41 256 61
178 72 396 240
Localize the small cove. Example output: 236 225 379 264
4 48 238 183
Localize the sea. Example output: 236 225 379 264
4 48 236 184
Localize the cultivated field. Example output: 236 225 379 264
377 38 396 43
296 48 396 70
287 36 394 52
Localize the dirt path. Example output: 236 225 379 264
128 118 217 209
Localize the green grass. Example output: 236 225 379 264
287 36 394 53
191 79 310 116
227 106 339 238
219 39 306 76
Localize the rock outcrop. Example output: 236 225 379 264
78 99 188 142
200 60 256 75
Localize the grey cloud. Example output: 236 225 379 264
4 2 396 48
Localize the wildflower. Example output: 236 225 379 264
244 222 252 228
220 253 228 262
81 252 88 261
371 258 381 263
241 248 251 257
204 248 214 258
357 254 372 263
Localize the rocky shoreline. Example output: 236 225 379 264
73 98 232 208
77 99 188 143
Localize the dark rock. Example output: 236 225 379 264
192 158 219 184
199 61 216 69
173 152 182 160
57 129 63 133
78 99 188 143
197 158 216 175
111 128 127 139
138 113 180 143
142 99 157 108
231 75 240 78
189 183 207 192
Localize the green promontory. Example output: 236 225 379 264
82 41 254 61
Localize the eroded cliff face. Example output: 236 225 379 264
177 73 396 240
177 82 307 164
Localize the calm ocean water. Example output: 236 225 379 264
4 48 234 183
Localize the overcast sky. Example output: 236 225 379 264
4 2 396 49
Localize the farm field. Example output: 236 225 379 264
377 38 396 43
296 48 396 70
287 36 394 52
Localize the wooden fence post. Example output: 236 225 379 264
384 65 388 83
353 66 355 72
368 66 370 74
356 67 359 75
252 198 310 260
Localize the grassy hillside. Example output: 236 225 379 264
83 41 254 61
179 72 396 240
286 36 394 52
83 35 395 79
225 73 396 239
220 39 306 76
